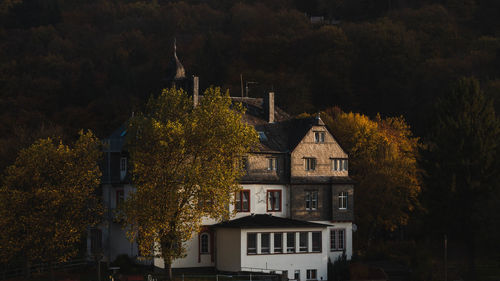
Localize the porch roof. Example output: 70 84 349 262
213 214 329 229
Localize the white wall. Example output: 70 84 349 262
239 227 328 281
216 228 242 272
315 221 353 262
229 184 288 218
89 184 142 263
168 231 215 268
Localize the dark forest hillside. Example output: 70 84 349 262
0 0 499 168
2 1 500 279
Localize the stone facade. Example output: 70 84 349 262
240 153 288 184
331 184 354 221
290 125 348 178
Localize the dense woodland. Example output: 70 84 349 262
1 0 500 279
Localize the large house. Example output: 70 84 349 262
88 48 355 281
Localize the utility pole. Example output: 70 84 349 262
240 74 244 98
444 234 447 281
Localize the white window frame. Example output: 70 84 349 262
247 233 257 254
330 229 346 251
311 231 322 252
235 190 250 212
120 157 127 171
273 233 283 253
261 233 270 254
294 270 300 280
286 232 296 253
304 158 316 171
200 233 209 254
306 269 317 280
339 191 348 210
332 158 348 171
120 157 127 180
305 191 318 211
299 232 308 252
267 157 278 171
267 190 281 211
314 131 325 143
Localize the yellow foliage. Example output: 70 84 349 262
119 87 258 269
0 131 103 264
323 109 420 241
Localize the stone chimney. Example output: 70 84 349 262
264 92 275 123
193 75 199 107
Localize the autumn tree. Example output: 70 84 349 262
0 131 102 278
421 77 500 279
120 87 258 280
322 108 421 248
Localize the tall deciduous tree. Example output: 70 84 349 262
120 87 258 280
322 108 420 247
0 131 102 277
422 77 500 278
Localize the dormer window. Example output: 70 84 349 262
332 158 348 171
314 131 325 143
304 158 316 171
267 157 277 171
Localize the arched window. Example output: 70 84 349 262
200 233 209 254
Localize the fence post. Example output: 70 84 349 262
182 273 184 281
216 274 219 281
249 272 252 281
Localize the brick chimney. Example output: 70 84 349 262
264 92 275 123
193 75 199 107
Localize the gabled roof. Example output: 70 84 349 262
213 214 328 229
232 97 332 153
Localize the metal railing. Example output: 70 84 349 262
1 258 88 280
147 273 281 281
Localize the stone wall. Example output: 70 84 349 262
290 184 332 221
291 125 348 178
331 184 354 221
290 184 354 222
240 153 288 183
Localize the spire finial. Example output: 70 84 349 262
172 38 186 80
315 111 325 125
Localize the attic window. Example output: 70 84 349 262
314 131 325 143
258 131 267 141
304 158 316 171
332 158 348 171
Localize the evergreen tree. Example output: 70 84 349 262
422 77 500 279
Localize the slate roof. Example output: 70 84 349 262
104 124 127 152
213 214 329 229
232 97 327 153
